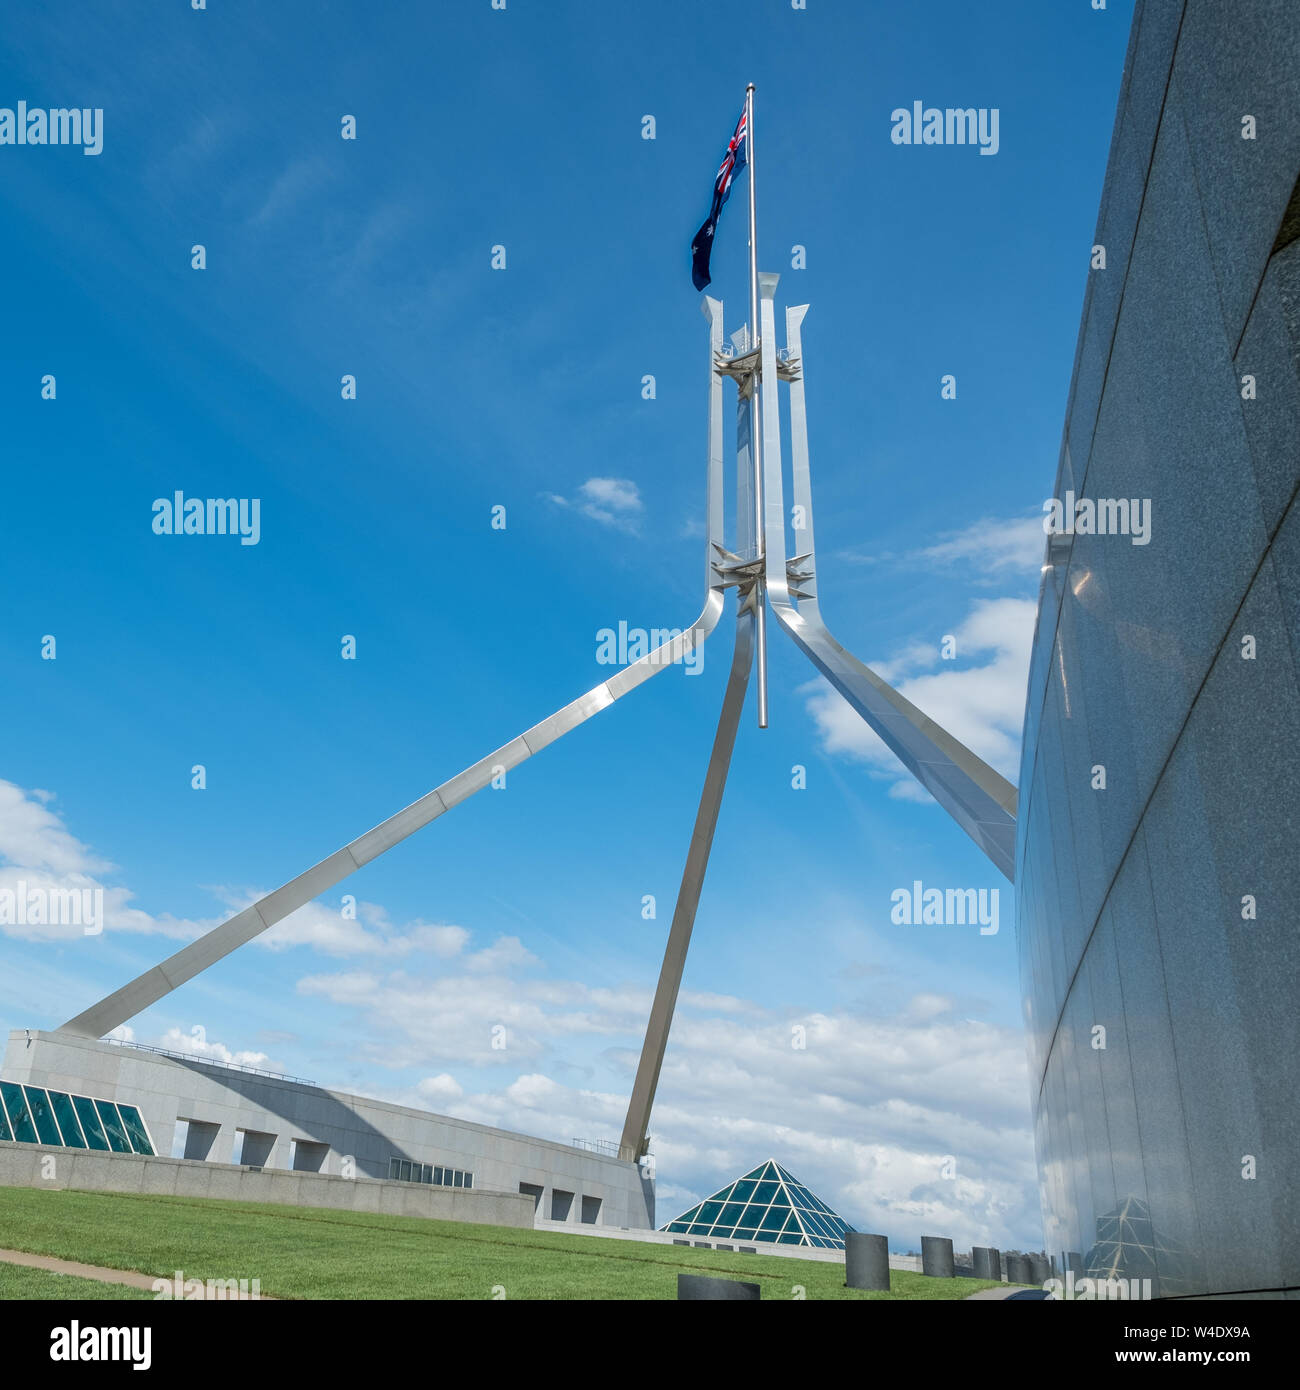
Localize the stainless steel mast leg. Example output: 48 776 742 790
619 602 756 1161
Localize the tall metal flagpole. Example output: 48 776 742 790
746 82 768 729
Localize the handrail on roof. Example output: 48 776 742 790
105 1038 316 1088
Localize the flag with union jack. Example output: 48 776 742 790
691 103 748 291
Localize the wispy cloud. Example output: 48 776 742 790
840 513 1046 584
546 477 644 532
913 514 1047 577
247 156 334 227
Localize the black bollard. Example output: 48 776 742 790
921 1235 955 1278
844 1233 891 1291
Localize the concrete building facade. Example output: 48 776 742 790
2 1030 654 1231
1018 0 1300 1299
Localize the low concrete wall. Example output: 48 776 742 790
0 1140 534 1228
530 1217 926 1270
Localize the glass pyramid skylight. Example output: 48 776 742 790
660 1159 856 1250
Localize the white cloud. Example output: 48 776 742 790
801 509 1041 795
632 1001 1038 1251
155 1025 282 1074
257 897 471 960
0 781 206 943
0 780 112 877
416 1073 463 1104
914 514 1047 578
334 986 1041 1251
546 476 643 531
0 783 480 958
465 935 538 973
296 967 648 1069
906 992 954 1021
679 989 757 1015
803 596 1036 786
837 512 1046 586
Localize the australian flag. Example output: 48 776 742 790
691 104 748 291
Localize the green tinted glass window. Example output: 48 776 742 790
94 1100 131 1153
697 1200 724 1225
22 1088 63 1146
730 1180 757 1203
760 1205 788 1231
0 1097 11 1143
1 1082 40 1143
718 1201 745 1227
116 1104 154 1156
72 1095 109 1150
47 1091 86 1148
464 1173 472 1189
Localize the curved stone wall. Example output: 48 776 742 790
1016 0 1300 1299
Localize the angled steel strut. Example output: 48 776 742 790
754 274 1017 881
58 298 733 1042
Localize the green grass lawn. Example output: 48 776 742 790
0 1187 1008 1300
0 1262 154 1301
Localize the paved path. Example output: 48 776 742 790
1 1247 163 1292
966 1285 1053 1300
0 1248 273 1297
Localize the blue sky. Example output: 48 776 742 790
0 0 1134 1251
